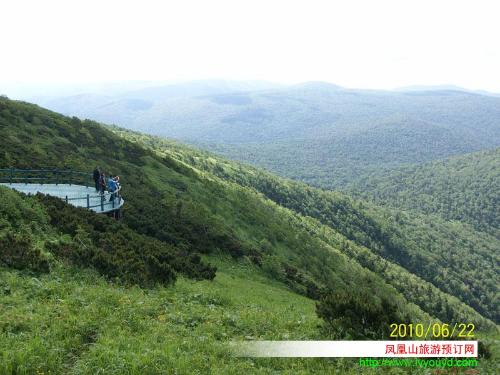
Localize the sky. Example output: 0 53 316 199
1 0 500 92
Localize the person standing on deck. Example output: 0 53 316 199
107 174 117 202
113 175 121 203
93 167 101 192
99 172 106 195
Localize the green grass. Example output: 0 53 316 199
1 257 346 374
3 259 496 374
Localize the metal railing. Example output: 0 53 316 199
0 168 123 212
63 185 123 212
0 168 92 186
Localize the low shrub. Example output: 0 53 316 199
316 288 407 339
0 232 49 273
38 194 216 285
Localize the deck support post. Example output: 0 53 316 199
101 195 104 211
87 194 90 209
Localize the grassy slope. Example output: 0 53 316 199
2 259 339 374
0 185 329 374
0 186 402 374
0 188 496 374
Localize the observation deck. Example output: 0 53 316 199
0 168 124 214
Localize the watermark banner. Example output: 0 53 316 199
230 340 477 358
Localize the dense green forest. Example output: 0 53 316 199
0 97 497 373
344 148 500 238
35 82 500 188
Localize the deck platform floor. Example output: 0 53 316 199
1 183 124 213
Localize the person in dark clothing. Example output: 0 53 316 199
93 167 101 192
99 172 106 195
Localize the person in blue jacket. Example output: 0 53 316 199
107 174 117 202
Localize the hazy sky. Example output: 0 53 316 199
1 0 499 91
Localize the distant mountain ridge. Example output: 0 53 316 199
396 84 500 97
8 80 500 188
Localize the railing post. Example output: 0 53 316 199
56 169 59 185
65 195 68 203
10 167 13 184
112 194 115 209
101 194 104 211
87 194 90 209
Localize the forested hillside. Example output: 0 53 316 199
118 130 500 323
32 82 500 188
345 148 500 238
0 98 497 373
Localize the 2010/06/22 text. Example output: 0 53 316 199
389 323 475 339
